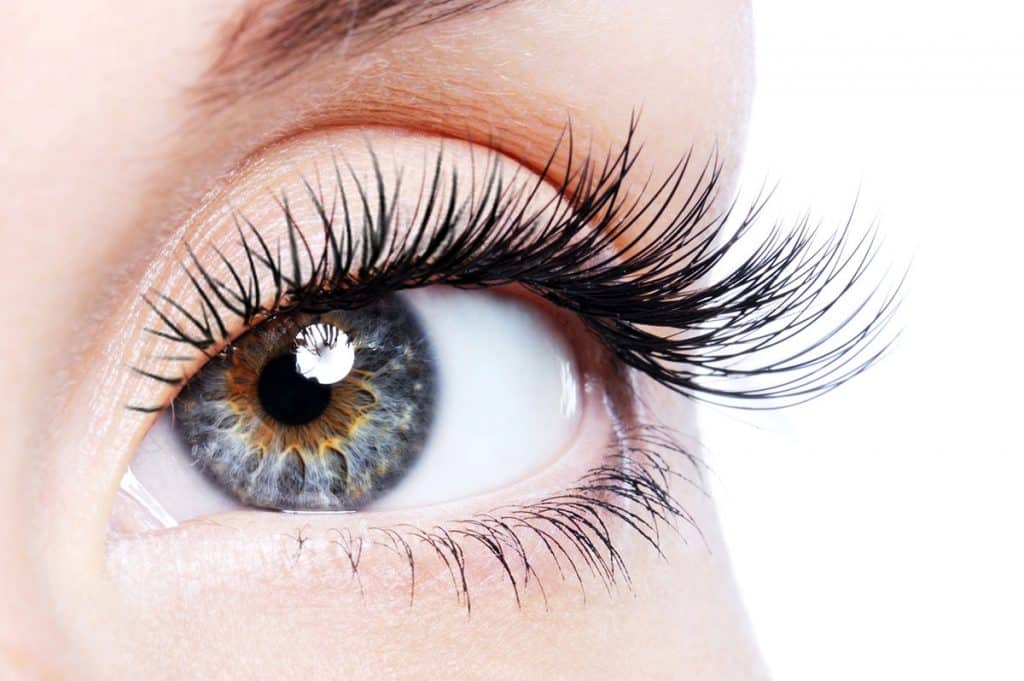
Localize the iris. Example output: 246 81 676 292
173 296 436 510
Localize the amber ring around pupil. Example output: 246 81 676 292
172 296 436 511
257 354 332 426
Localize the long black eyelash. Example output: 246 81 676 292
129 118 901 413
308 423 701 612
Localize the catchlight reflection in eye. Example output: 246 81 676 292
124 287 582 524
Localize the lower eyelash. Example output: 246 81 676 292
270 423 703 612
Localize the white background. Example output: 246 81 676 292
709 2 1024 680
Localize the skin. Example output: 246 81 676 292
0 1 763 679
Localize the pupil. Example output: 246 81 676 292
257 353 332 425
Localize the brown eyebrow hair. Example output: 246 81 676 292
199 0 511 104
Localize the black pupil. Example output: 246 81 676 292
257 353 332 425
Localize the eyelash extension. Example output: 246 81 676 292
291 423 701 612
129 119 900 413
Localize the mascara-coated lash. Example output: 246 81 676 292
130 121 900 413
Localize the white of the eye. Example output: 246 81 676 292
294 322 354 385
371 288 581 510
127 411 245 525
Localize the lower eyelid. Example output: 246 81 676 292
107 378 703 610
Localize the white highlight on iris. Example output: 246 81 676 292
294 322 355 385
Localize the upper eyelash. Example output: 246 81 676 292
129 119 901 412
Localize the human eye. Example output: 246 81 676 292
129 281 586 517
109 125 899 613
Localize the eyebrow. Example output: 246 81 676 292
199 0 510 104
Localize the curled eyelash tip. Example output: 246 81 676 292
138 124 899 413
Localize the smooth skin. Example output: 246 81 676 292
0 1 762 678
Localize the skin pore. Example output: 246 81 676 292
0 1 764 678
